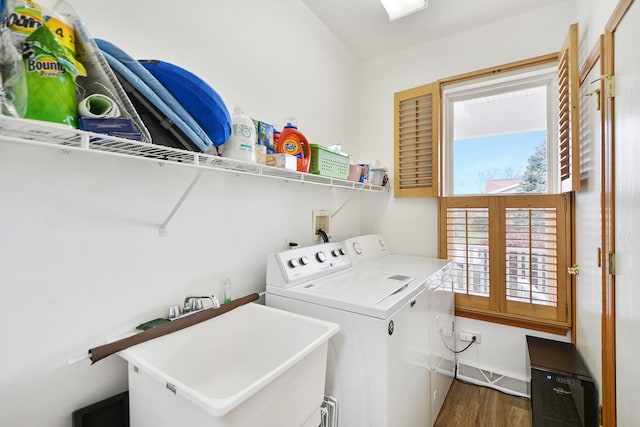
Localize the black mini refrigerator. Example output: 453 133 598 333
526 335 598 427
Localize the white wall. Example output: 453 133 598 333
0 1 365 426
70 0 361 152
577 0 619 50
357 1 578 380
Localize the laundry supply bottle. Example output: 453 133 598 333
224 277 232 303
276 121 311 173
271 129 280 154
224 107 257 162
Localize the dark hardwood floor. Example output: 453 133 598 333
434 380 532 427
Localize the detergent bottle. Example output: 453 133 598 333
224 107 256 162
276 121 311 173
271 128 281 154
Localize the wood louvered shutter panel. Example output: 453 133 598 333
439 196 495 312
440 194 570 326
503 194 569 323
394 82 439 197
558 23 580 192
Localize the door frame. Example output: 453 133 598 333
602 1 635 425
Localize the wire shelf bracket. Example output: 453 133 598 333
0 116 391 236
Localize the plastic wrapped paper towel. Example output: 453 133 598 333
1 0 85 127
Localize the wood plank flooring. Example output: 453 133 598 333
434 380 532 427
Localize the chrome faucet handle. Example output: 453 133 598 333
183 294 220 312
168 305 181 319
190 298 204 312
209 294 221 309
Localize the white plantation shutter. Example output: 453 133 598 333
446 207 490 298
504 207 559 307
503 195 569 323
394 82 439 197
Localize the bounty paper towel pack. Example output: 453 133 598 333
3 0 85 127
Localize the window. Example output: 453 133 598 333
438 58 573 330
442 69 557 196
393 25 579 332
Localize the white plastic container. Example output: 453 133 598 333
223 107 256 162
119 303 339 427
370 168 386 186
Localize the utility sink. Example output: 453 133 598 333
119 302 339 427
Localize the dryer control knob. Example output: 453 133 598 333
300 256 309 265
288 258 299 268
353 242 363 255
331 249 341 257
316 251 327 262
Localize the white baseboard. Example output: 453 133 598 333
456 362 530 398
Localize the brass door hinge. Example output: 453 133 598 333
605 75 615 98
608 252 616 275
591 75 615 98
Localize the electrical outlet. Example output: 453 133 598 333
312 209 331 242
460 330 481 344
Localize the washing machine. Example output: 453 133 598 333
265 237 454 426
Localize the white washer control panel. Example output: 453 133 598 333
266 241 351 287
343 234 390 264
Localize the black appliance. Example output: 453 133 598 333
72 391 129 427
526 335 598 427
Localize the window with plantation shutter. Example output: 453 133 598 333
394 82 439 197
445 206 491 308
558 23 580 192
504 207 558 307
392 29 578 331
439 194 570 330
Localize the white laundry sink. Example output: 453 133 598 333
119 302 339 427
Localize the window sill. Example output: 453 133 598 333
455 306 571 336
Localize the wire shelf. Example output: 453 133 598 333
0 115 391 193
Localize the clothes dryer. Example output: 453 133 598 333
343 234 456 424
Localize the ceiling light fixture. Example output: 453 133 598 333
380 0 427 21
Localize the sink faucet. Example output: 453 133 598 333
183 294 221 314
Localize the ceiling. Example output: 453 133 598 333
302 0 567 60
